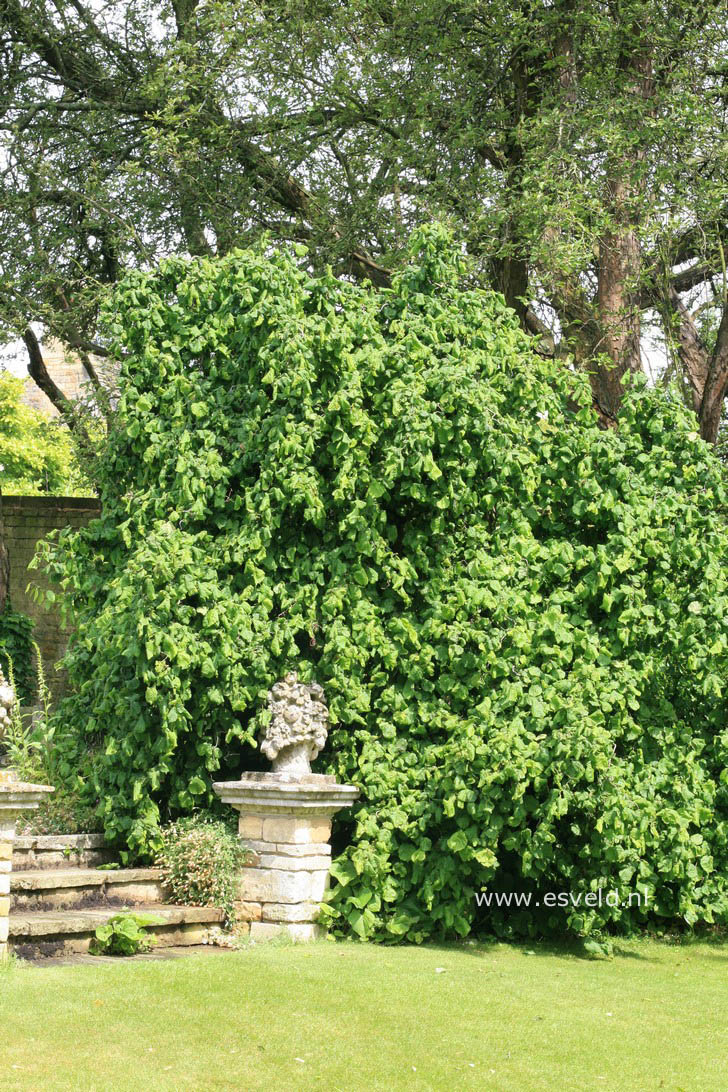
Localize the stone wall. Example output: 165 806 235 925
2 496 101 698
20 338 109 418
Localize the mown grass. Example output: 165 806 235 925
1 936 726 1091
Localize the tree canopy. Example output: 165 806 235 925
41 230 728 941
2 1 728 436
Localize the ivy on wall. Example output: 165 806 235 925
0 607 35 705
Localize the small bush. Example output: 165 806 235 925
157 816 248 926
17 787 102 836
90 913 162 956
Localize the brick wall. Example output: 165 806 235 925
2 496 101 698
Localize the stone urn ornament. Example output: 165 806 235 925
261 672 329 775
213 669 359 942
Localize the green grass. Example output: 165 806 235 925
1 937 726 1091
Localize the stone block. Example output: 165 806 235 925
309 870 330 902
0 897 9 917
239 867 319 905
260 901 320 923
235 901 262 922
0 841 14 861
262 817 331 844
0 874 9 896
273 842 331 858
0 918 8 944
243 839 280 855
238 815 263 840
258 854 332 872
0 860 10 873
250 921 324 943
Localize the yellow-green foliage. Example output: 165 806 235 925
0 371 90 495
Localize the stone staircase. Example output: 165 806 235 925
9 835 223 959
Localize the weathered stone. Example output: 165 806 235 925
262 816 331 844
9 867 168 913
239 867 323 905
258 854 332 872
13 834 106 851
260 902 320 923
262 672 328 774
250 921 323 942
212 679 359 940
238 815 263 840
235 901 262 922
272 842 331 858
240 839 279 855
8 904 224 957
0 773 55 960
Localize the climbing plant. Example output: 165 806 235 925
0 608 35 705
41 226 728 940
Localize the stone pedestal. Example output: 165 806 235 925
213 772 359 941
0 769 54 959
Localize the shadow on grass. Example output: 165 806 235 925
411 932 728 964
401 936 626 963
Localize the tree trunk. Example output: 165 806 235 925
668 289 728 443
590 26 653 418
593 174 643 419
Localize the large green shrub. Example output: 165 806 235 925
42 227 728 941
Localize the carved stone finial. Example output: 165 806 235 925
0 667 15 744
261 671 329 774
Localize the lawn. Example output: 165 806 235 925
1 937 726 1091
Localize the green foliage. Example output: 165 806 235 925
89 913 161 956
0 371 90 495
0 610 35 705
2 641 53 779
16 787 101 836
42 228 728 941
3 1 727 434
2 642 100 834
156 816 249 927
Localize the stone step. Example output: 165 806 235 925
10 867 168 912
13 834 114 871
9 904 224 959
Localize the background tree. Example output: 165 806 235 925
1 0 727 436
0 370 90 496
0 368 89 700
